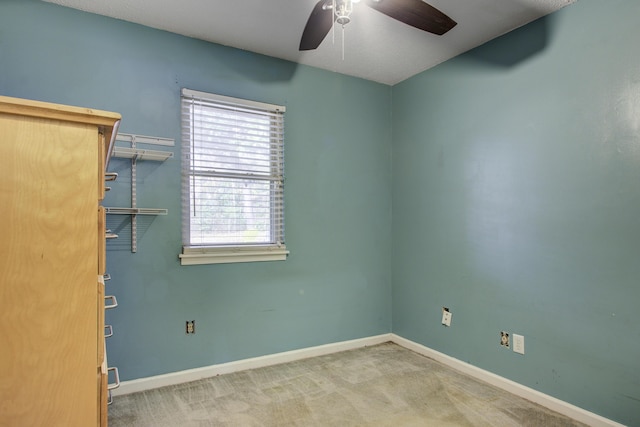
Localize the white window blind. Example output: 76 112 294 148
180 88 287 265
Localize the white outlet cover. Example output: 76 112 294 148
441 311 452 327
513 334 525 354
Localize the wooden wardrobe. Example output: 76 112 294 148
0 95 121 426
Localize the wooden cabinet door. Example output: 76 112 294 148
0 115 99 426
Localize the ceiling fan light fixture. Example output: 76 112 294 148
334 0 356 27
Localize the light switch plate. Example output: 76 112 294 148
441 308 452 327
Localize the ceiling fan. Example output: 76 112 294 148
299 0 457 51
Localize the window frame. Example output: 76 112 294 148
179 88 288 265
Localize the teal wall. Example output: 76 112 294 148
392 1 640 425
0 0 392 381
2 0 639 425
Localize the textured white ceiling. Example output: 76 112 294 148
42 0 576 85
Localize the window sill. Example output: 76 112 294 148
179 245 289 266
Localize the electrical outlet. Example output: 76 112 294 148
441 307 452 327
500 331 510 348
513 334 525 354
186 320 195 334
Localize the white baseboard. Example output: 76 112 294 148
112 333 392 396
112 333 623 427
389 334 625 427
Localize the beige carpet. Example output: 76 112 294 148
109 342 587 426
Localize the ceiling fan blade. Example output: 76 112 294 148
366 0 456 35
299 0 334 51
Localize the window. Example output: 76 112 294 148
179 88 288 265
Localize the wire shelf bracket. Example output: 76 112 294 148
106 133 172 252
